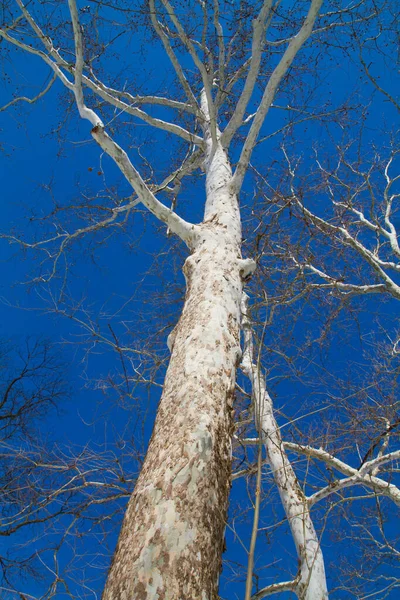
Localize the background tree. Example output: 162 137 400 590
0 1 399 599
0 338 139 599
0 337 66 593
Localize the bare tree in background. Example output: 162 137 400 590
0 338 64 441
0 338 66 590
0 339 138 599
0 1 399 599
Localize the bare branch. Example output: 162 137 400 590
222 0 274 147
0 73 57 112
160 0 217 145
67 0 103 127
231 0 323 193
82 76 204 146
284 443 400 507
213 0 226 107
149 0 199 113
91 126 198 245
240 293 328 599
251 580 297 599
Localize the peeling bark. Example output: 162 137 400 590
102 115 244 599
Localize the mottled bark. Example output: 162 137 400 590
102 115 245 598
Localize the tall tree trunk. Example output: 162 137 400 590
102 120 246 598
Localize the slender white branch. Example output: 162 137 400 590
231 0 323 193
69 3 193 245
296 203 400 300
2 0 198 246
359 449 400 475
91 126 197 245
284 443 400 507
161 0 217 145
251 580 297 599
222 0 273 147
0 28 73 90
82 76 203 146
245 442 263 600
37 199 141 282
16 0 201 143
283 146 400 301
241 293 328 600
149 0 199 112
67 0 102 127
384 155 400 257
93 87 198 114
0 72 57 112
293 258 388 296
308 474 400 507
225 58 252 94
15 0 69 66
17 0 198 131
213 0 226 107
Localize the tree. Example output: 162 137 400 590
0 1 399 599
0 338 65 441
0 338 66 591
0 338 137 599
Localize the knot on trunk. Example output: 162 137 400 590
238 258 257 281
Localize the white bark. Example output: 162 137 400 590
241 295 328 600
0 73 57 112
251 580 297 599
83 79 204 145
102 93 245 600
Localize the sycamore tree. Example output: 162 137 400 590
0 1 399 599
